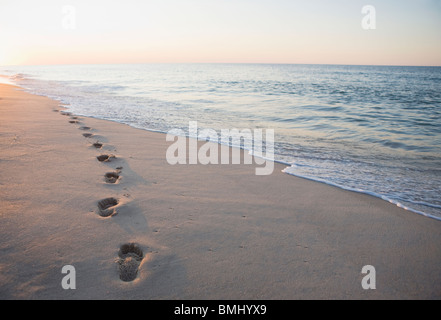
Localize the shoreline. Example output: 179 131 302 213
12 81 440 222
4 69 441 221
59 107 441 223
1 83 440 299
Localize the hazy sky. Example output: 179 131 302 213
1 0 441 66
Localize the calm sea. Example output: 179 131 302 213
2 64 441 220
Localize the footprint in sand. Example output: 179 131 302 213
92 142 103 149
83 133 93 138
79 126 91 131
117 243 144 282
97 154 115 162
60 112 72 116
104 171 120 184
69 120 79 124
97 197 119 217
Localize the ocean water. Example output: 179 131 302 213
2 64 441 220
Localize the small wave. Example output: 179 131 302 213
188 99 215 104
292 104 344 112
79 84 127 92
379 140 434 152
9 73 31 81
398 199 441 210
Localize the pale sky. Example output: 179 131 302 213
1 0 441 66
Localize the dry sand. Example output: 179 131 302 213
0 83 440 300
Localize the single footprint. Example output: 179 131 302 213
60 112 72 116
104 172 120 184
69 120 79 124
83 133 93 138
117 243 144 282
97 154 115 162
92 142 103 149
79 126 91 131
97 197 119 217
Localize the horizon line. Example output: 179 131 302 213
2 62 441 68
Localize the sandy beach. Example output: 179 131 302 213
0 83 440 300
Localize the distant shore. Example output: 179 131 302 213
0 83 440 299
